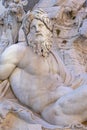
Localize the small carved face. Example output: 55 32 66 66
29 19 50 42
2 0 13 8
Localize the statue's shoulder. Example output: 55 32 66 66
0 42 27 63
3 42 27 53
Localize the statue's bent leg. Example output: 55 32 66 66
42 85 87 127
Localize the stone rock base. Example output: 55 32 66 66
0 113 86 130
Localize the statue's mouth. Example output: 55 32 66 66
35 33 43 36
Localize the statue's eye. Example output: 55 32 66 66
39 24 44 27
31 25 35 29
41 49 43 52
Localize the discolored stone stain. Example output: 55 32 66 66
23 0 40 11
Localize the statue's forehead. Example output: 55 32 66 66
30 19 45 26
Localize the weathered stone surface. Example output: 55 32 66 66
0 0 87 130
0 113 86 130
23 0 40 11
0 1 6 14
0 113 42 130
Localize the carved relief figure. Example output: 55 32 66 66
0 1 25 54
0 8 87 129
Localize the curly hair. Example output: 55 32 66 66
22 9 53 36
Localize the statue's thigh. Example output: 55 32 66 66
41 85 87 125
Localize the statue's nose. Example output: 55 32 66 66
35 25 40 32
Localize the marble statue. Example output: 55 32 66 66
2 0 39 12
0 0 25 54
2 0 28 8
0 0 87 130
0 8 73 127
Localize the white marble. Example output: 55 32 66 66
0 0 87 130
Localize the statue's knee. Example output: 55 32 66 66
42 104 53 118
41 103 62 125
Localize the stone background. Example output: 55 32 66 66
23 0 40 11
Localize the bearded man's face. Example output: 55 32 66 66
28 19 51 44
27 19 52 57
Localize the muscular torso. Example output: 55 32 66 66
9 44 63 113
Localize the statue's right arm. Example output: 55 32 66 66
0 44 26 80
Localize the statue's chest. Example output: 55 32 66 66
19 51 57 75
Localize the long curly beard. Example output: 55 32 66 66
27 34 52 57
